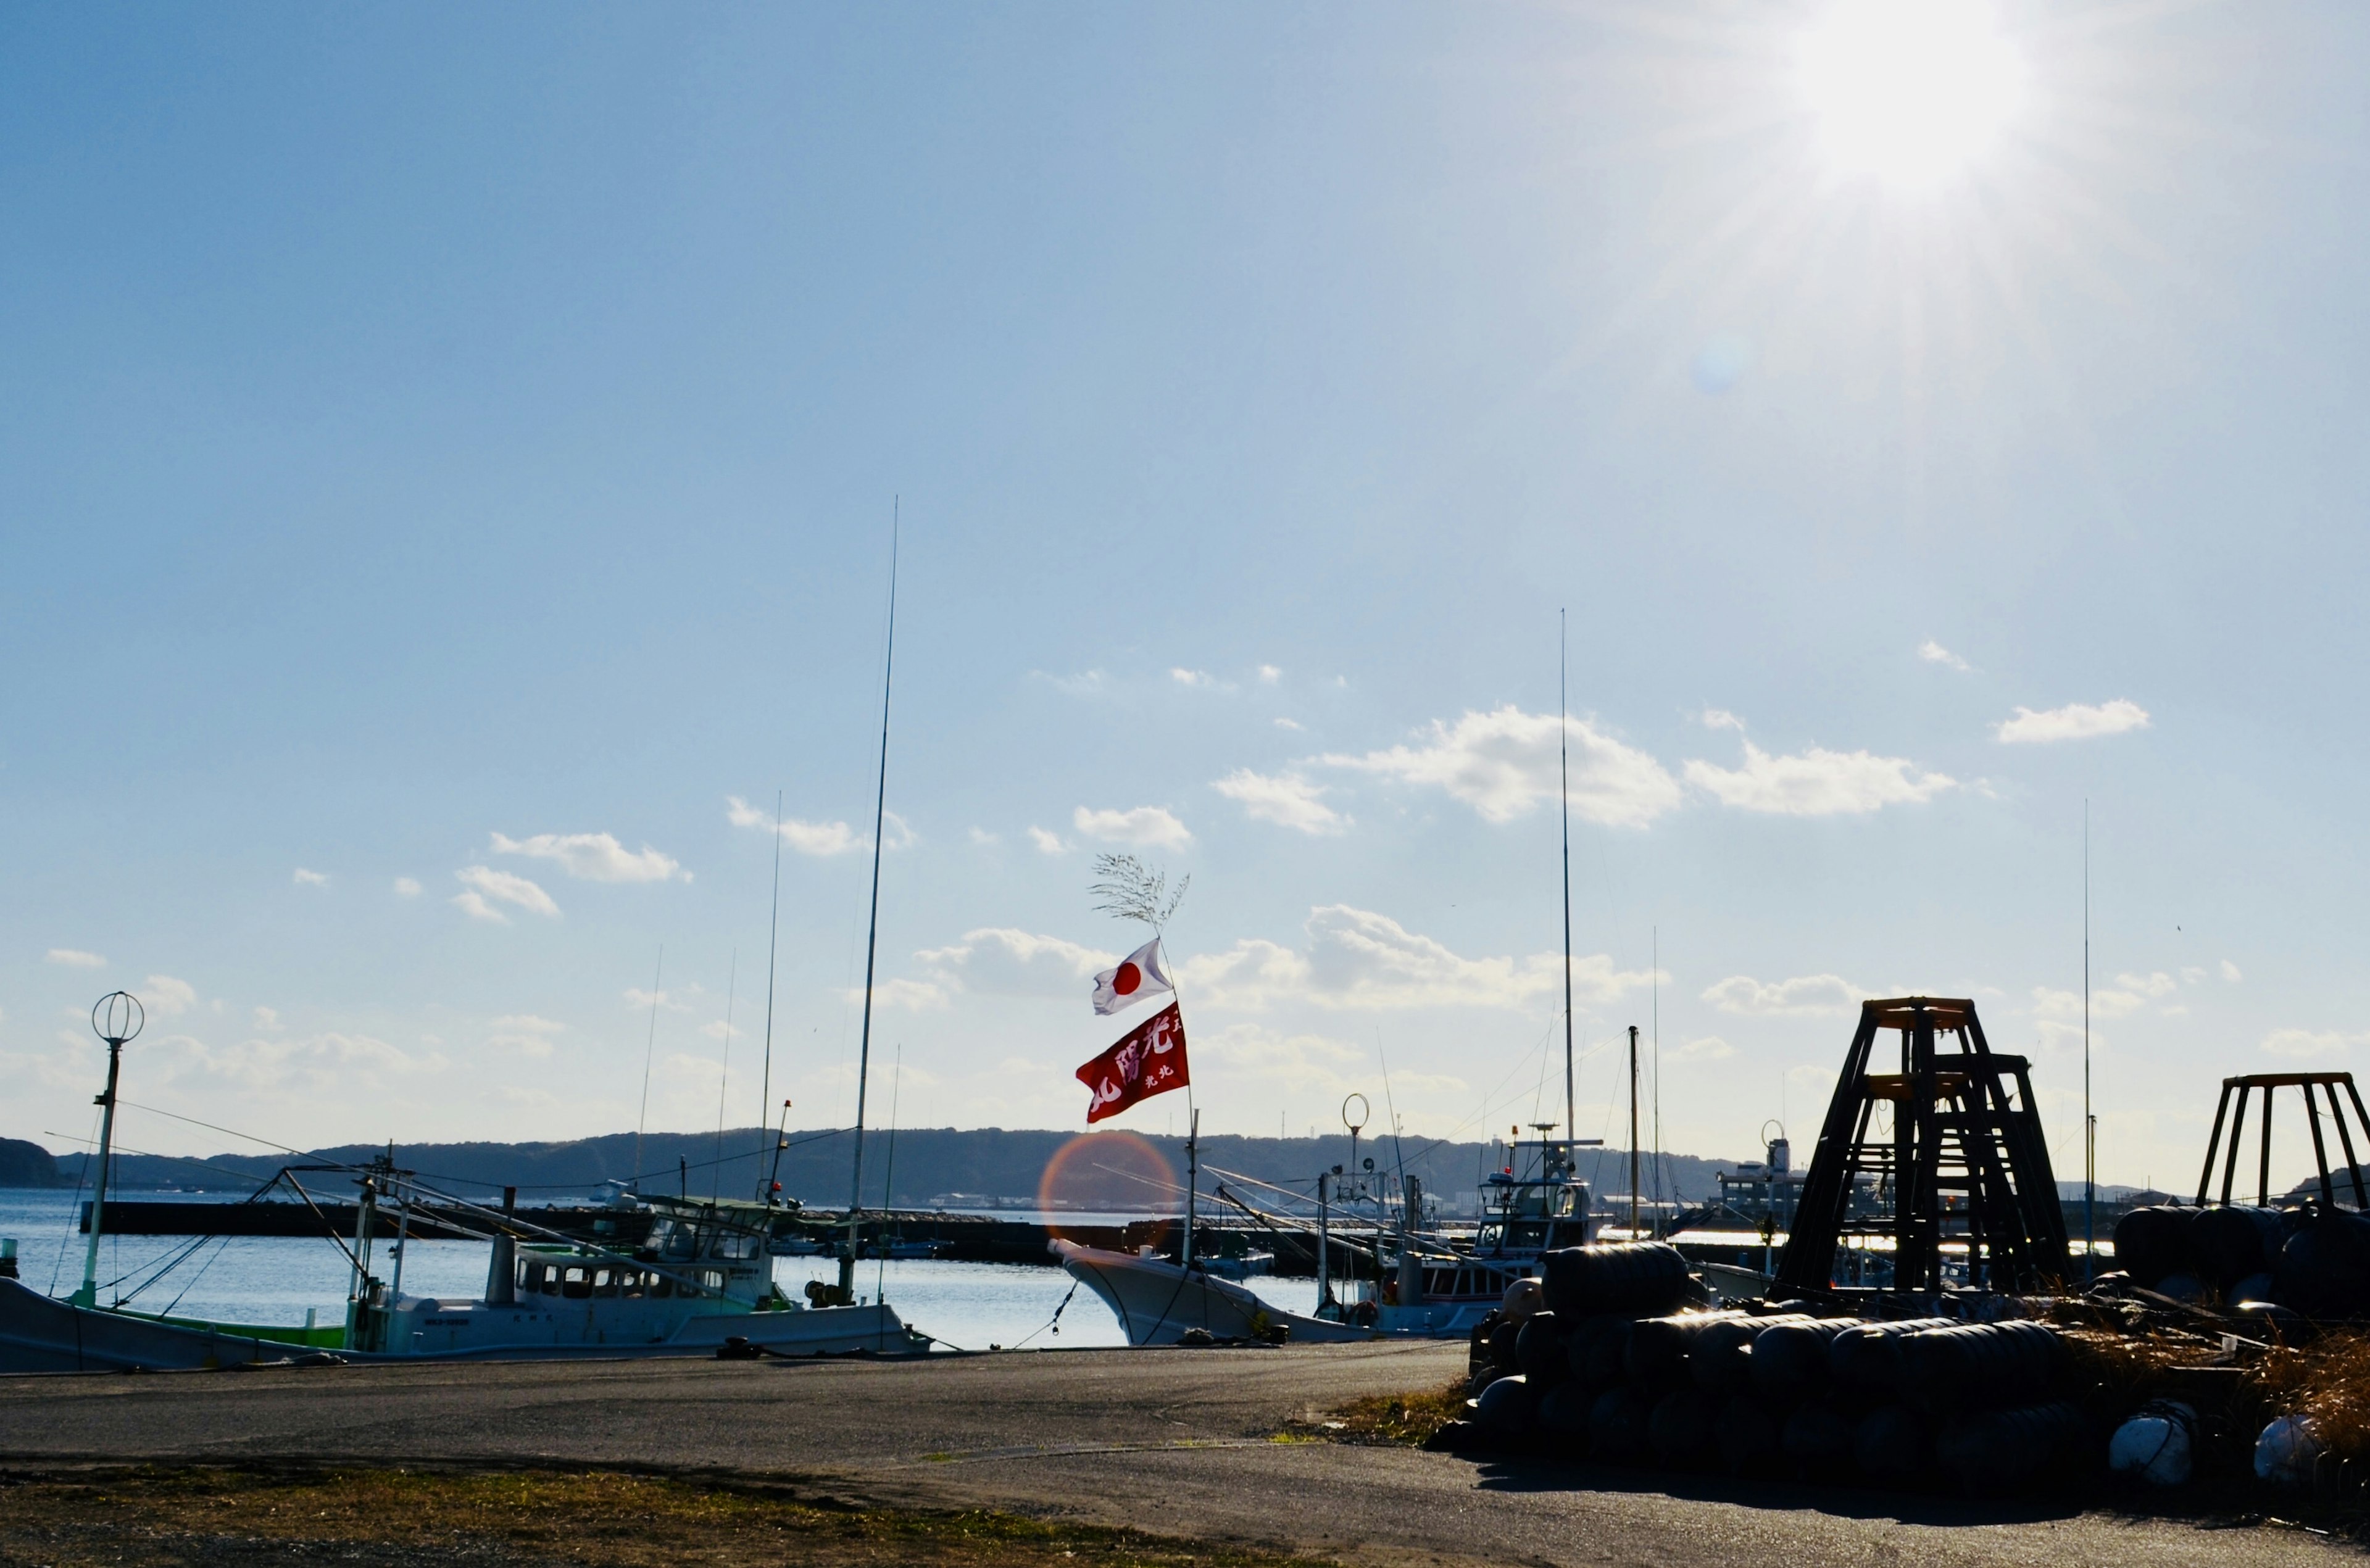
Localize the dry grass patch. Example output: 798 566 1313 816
0 1464 1336 1567
1288 1379 1468 1446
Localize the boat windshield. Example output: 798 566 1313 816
647 1219 702 1260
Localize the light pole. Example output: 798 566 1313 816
73 991 144 1309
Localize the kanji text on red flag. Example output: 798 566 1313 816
1076 1002 1189 1124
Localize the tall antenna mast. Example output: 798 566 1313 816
1559 610 1576 1164
840 500 899 1300
2084 800 2094 1280
1652 926 1661 1211
755 789 783 1198
633 946 663 1194
1628 1024 1641 1235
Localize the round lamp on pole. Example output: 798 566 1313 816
73 991 144 1308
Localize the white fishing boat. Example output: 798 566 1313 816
1050 1240 1374 1345
0 1163 926 1375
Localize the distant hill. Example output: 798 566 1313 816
43 1126 1745 1211
0 1138 61 1188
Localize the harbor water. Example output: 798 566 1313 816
0 1190 1323 1351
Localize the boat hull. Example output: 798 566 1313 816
1054 1241 1452 1345
0 1277 925 1375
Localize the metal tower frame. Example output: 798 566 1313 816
2194 1073 2370 1210
1778 997 2069 1295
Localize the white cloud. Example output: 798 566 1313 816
1171 668 1213 687
1028 826 1068 855
2032 985 2150 1020
293 867 330 886
1702 974 1865 1017
838 977 949 1012
1918 641 1973 671
489 1014 565 1058
2262 1029 2362 1060
252 1006 281 1031
1211 769 1347 835
141 974 198 1017
1073 804 1192 849
915 929 1113 997
1668 1035 1737 1063
1178 938 1313 1011
491 831 685 883
2116 971 2178 998
725 797 912 855
697 1018 746 1042
453 866 559 922
623 987 695 1013
1273 717 1304 731
171 1028 449 1095
393 877 422 897
1996 699 2150 744
2222 960 2243 983
1684 741 1955 816
1034 669 1107 697
1257 665 1283 685
1184 905 1657 1014
1198 1022 1467 1106
1701 708 1745 731
968 828 1000 847
44 948 104 968
1325 706 1681 828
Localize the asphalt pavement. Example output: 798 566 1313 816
0 1342 2352 1567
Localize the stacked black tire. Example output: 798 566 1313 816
1465 1243 2084 1495
2110 1202 2370 1327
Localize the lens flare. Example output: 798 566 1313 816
1798 0 2026 186
1038 1129 1175 1246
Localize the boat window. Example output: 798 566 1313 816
709 1232 761 1261
620 1270 646 1298
660 1224 701 1261
652 1276 674 1298
702 1269 726 1293
517 1261 543 1293
593 1268 617 1296
562 1266 591 1300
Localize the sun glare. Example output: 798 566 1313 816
1798 1 2026 186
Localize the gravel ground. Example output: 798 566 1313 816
0 1343 2358 1566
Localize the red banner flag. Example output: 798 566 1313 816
1076 1002 1189 1124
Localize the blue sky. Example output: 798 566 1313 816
4 2 2368 1195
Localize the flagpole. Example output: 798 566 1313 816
840 502 897 1302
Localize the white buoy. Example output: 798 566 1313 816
2256 1414 2320 1488
2108 1400 2196 1487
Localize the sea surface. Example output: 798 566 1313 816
0 1190 1321 1350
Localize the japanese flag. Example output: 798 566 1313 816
1091 938 1174 1016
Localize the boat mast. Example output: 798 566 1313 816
1628 1024 1640 1237
755 789 783 1199
2084 800 2094 1282
840 503 899 1301
632 947 663 1195
1559 610 1575 1173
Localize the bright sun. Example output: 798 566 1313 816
1798 0 2026 186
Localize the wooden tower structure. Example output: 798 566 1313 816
1778 997 2069 1295
2194 1072 2370 1209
